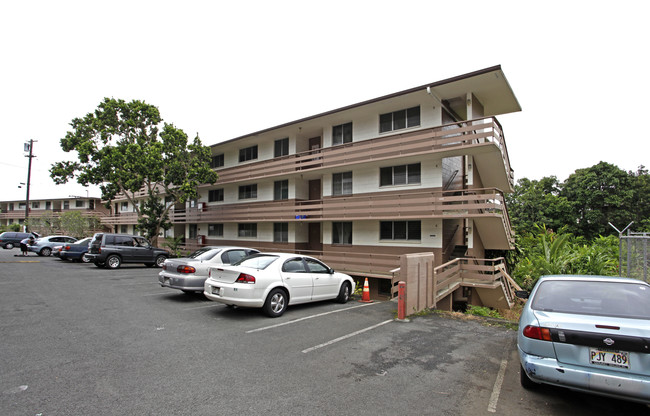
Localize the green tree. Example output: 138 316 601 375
505 176 572 235
560 161 635 239
630 165 650 232
29 212 61 235
50 98 218 245
59 211 102 238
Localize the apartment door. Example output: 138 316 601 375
308 179 321 201
308 136 321 152
307 179 322 252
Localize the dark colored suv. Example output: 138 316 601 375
86 233 170 269
0 232 37 249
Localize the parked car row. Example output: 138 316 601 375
5 231 357 318
158 247 355 318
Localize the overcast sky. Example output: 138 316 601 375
1 0 647 201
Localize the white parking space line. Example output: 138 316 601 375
302 319 393 353
487 358 508 413
246 302 381 334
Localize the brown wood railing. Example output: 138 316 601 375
0 209 108 220
210 117 512 187
433 257 517 305
170 187 510 221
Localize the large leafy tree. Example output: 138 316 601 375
50 98 218 245
560 161 635 239
630 165 650 232
505 176 572 235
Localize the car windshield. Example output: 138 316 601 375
187 248 221 260
531 280 650 319
234 254 278 270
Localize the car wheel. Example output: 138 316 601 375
40 247 52 257
155 255 166 268
81 253 91 263
263 288 288 318
5 243 14 249
336 282 351 304
520 364 538 389
106 255 121 269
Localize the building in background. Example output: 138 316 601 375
0 196 108 235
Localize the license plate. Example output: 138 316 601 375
589 348 630 369
211 287 221 296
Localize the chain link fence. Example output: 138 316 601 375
620 232 649 282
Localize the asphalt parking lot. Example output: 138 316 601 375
1 249 648 415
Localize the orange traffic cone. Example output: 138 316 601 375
358 278 373 303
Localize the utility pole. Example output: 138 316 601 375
24 140 36 232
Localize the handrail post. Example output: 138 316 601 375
397 281 407 320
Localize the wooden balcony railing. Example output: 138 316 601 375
100 212 139 225
211 117 513 187
169 187 512 238
0 208 108 220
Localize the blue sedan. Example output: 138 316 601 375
517 275 650 404
59 237 93 262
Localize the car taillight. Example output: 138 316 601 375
523 325 552 341
235 273 255 284
177 265 196 274
64 245 71 250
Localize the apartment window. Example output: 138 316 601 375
274 138 289 157
9 203 14 210
332 122 352 145
89 200 94 209
274 223 288 242
18 203 26 209
208 189 224 202
208 223 223 237
63 201 70 210
380 221 421 240
379 106 420 133
239 184 257 200
32 202 40 209
332 222 352 245
239 145 258 162
121 202 128 211
210 154 224 168
189 224 198 239
332 172 352 196
380 163 421 186
120 225 128 234
274 180 289 200
76 200 84 208
238 223 257 238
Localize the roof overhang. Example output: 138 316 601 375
218 65 521 146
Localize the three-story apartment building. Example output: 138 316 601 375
103 65 521 303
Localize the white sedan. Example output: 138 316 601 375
204 253 356 317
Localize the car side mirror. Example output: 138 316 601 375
515 290 530 299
